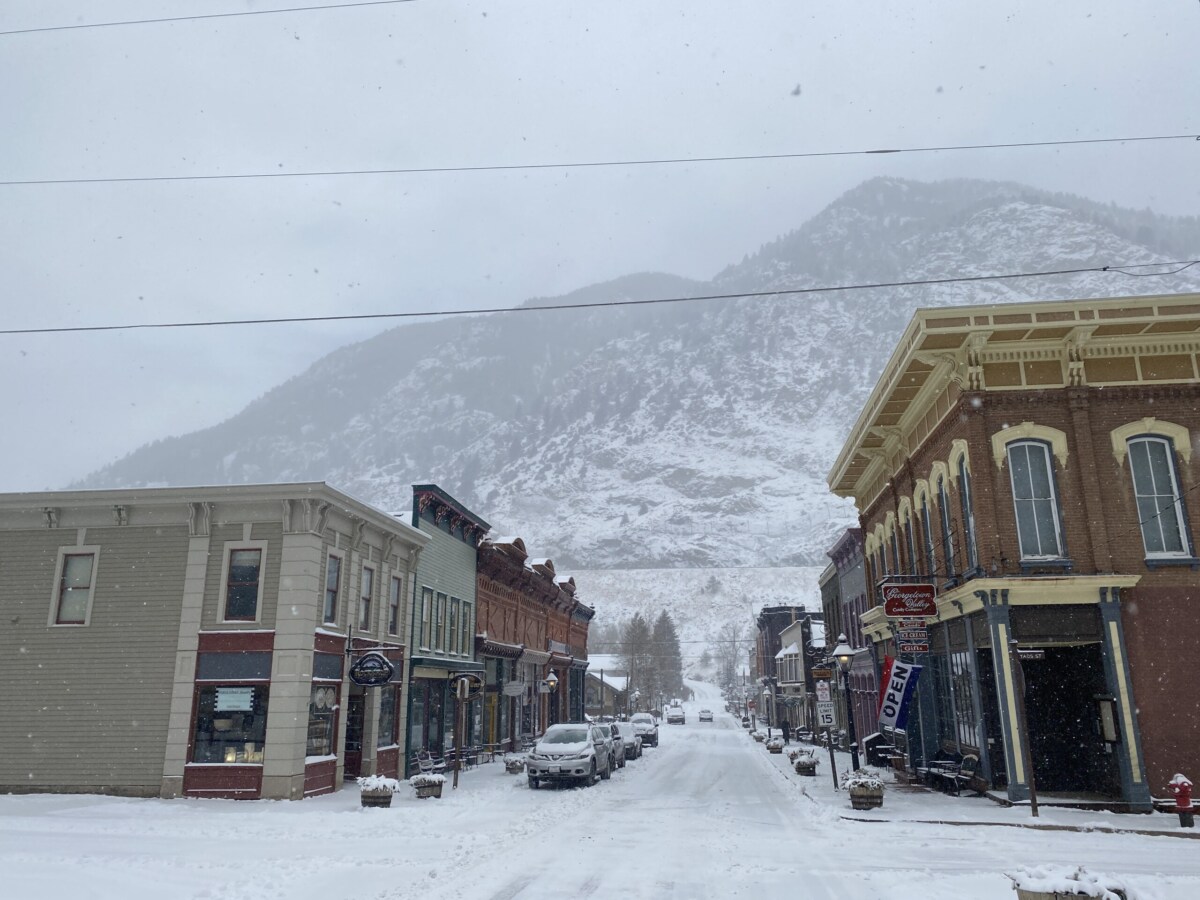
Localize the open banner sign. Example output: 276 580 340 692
877 655 922 730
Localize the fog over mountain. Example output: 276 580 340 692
79 177 1200 585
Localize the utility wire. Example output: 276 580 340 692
0 1 419 36
1 134 1195 187
2 260 1194 337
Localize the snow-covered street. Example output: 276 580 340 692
3 680 1196 900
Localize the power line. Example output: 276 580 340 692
2 134 1194 187
2 260 1194 338
0 1 419 36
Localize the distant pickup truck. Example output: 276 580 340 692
666 706 685 724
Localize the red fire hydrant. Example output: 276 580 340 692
1166 773 1194 828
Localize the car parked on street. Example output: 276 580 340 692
698 709 713 722
611 722 642 760
595 724 624 772
525 723 612 788
629 712 659 747
666 705 685 724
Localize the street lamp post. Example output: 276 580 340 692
833 634 861 771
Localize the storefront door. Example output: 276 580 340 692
1023 645 1118 795
344 692 365 778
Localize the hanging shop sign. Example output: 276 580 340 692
502 681 527 697
877 655 923 729
882 583 937 618
810 667 834 680
348 651 396 687
897 642 930 654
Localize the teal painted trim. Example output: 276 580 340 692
1098 587 1154 812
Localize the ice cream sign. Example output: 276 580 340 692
881 583 937 618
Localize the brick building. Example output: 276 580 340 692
828 292 1200 810
475 537 592 751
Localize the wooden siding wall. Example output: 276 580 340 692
0 524 190 794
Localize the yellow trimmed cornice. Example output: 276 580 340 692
1110 418 1192 466
991 422 1069 470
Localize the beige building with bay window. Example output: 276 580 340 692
0 483 427 800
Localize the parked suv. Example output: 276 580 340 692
611 722 642 761
666 705 685 725
525 723 612 788
595 723 624 770
629 712 659 748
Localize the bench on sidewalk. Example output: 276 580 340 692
925 753 983 796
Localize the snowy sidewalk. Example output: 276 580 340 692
752 735 1198 839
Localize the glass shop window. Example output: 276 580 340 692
306 684 339 757
378 685 399 748
191 685 269 764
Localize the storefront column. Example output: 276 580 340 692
1099 587 1153 812
981 589 1031 803
962 613 993 787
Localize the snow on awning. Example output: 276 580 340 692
775 642 800 659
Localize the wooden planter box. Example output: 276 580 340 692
767 743 784 754
794 759 818 776
848 787 884 810
360 790 394 808
414 783 443 799
752 733 765 742
504 757 526 774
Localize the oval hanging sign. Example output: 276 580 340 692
349 651 396 686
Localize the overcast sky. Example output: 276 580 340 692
2 1 1197 492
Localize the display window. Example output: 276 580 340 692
191 684 269 764
306 684 339 757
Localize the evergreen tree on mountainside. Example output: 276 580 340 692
653 611 683 699
621 613 654 703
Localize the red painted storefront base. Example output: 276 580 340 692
183 765 263 799
304 758 338 797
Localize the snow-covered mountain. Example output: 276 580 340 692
78 177 1200 636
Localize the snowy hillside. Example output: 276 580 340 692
76 176 1200 640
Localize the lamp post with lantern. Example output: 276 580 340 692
832 634 861 771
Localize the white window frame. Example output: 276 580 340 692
419 586 434 650
388 575 403 637
48 545 100 627
1127 435 1191 559
449 597 461 655
324 549 345 627
1007 440 1065 560
461 601 473 658
358 564 375 632
937 476 955 577
218 540 269 624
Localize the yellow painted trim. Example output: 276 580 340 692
913 478 931 509
997 623 1024 785
864 531 880 557
883 510 896 538
898 496 913 525
991 422 1070 470
928 461 950 501
1108 620 1143 784
1110 418 1192 467
948 439 971 486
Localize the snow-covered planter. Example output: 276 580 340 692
793 750 818 776
841 769 885 809
504 753 526 774
752 730 767 742
1007 865 1130 900
765 737 785 754
358 775 401 808
409 773 446 799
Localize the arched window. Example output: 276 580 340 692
1006 440 1065 559
937 475 955 577
957 455 979 570
891 529 902 575
920 494 937 576
1127 436 1190 557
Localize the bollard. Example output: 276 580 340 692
1166 773 1193 828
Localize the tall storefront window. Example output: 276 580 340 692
937 476 955 578
1128 436 1189 557
324 555 341 624
306 684 338 757
192 684 269 764
378 685 399 748
1007 440 1064 559
388 576 402 635
958 457 979 570
921 497 936 576
224 548 262 621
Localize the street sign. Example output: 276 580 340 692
816 701 836 728
898 642 930 653
815 680 831 703
882 583 938 618
1017 648 1046 661
810 667 833 680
